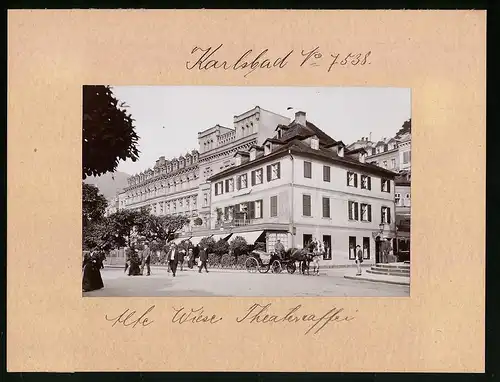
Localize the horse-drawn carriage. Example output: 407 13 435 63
245 250 297 274
244 247 322 275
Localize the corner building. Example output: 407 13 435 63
207 111 397 266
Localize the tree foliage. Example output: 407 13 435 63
213 239 229 256
82 85 140 179
395 119 411 138
193 217 203 226
82 183 108 227
199 236 216 253
229 236 248 257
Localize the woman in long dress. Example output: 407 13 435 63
82 251 104 292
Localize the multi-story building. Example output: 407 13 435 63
119 151 201 234
117 106 290 240
347 126 412 260
207 111 397 266
104 196 119 217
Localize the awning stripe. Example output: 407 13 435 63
229 230 264 245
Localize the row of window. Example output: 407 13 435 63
217 195 391 224
214 162 281 196
347 171 391 193
300 234 372 261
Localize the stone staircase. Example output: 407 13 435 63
366 262 410 278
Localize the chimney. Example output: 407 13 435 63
295 111 306 125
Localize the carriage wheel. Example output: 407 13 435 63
286 262 296 274
245 257 258 273
258 261 270 273
271 260 282 274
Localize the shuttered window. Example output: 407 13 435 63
323 166 331 182
270 196 278 217
303 195 312 217
348 201 359 221
304 161 312 179
322 197 330 218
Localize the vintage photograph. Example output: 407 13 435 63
82 86 411 297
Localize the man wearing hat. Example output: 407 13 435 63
166 242 180 277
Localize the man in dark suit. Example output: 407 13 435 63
198 246 209 273
166 242 180 277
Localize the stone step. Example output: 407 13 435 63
371 266 410 272
366 269 410 277
372 264 410 270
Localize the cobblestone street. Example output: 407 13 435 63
83 266 410 297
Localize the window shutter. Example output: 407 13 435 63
348 201 353 220
249 201 255 219
354 174 358 187
225 180 229 192
259 199 263 218
271 196 277 217
387 207 391 224
368 176 371 190
381 206 384 223
388 180 391 192
368 204 372 222
354 202 359 220
224 207 229 220
276 163 281 179
267 165 271 181
381 180 384 192
251 171 255 186
236 176 241 190
347 172 350 186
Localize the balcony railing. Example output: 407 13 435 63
215 219 256 228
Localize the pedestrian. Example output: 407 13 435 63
188 247 194 269
166 242 180 277
124 247 131 274
198 246 209 273
179 247 186 271
142 243 152 276
355 244 363 276
193 244 200 266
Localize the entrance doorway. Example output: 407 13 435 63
303 234 312 249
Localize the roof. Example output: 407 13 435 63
207 139 397 182
233 151 250 157
263 138 285 145
277 120 336 146
346 147 367 155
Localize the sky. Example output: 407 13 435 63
112 86 411 175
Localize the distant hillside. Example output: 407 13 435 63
84 171 130 200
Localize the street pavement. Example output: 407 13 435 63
83 265 410 297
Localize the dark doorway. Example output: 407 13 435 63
375 236 382 263
322 235 332 260
303 234 312 249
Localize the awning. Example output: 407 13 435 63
171 236 191 245
229 230 264 244
211 233 232 242
189 236 207 246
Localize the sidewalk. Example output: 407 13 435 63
343 270 410 286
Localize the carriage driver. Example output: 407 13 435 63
274 239 285 259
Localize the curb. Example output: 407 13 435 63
344 275 410 286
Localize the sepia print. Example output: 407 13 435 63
82 86 412 297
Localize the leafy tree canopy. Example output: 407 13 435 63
82 85 140 179
395 118 411 138
82 183 108 227
229 236 249 257
199 237 216 253
213 239 229 256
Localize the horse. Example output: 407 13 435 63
285 248 314 275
